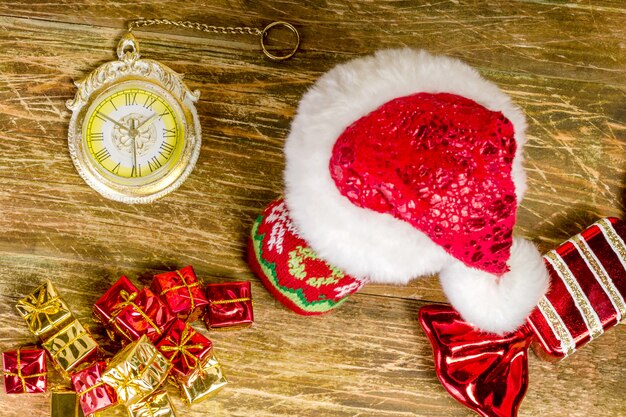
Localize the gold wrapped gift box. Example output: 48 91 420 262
16 280 74 339
127 390 177 417
179 353 228 405
101 335 171 405
51 390 85 417
42 319 99 376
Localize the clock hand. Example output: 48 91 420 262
137 112 160 132
100 113 130 132
131 119 138 174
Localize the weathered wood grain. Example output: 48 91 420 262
0 0 625 416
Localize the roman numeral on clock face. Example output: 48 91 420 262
160 142 175 156
125 92 138 106
130 164 142 177
90 132 103 142
164 128 176 138
144 96 157 109
111 163 120 175
93 148 110 163
147 156 163 172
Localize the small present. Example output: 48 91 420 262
112 288 175 343
527 217 626 359
71 361 118 415
204 281 253 330
179 353 227 405
42 319 99 376
16 280 74 339
2 347 47 394
93 276 139 324
127 390 177 417
156 319 212 381
51 390 85 417
93 276 139 341
101 335 171 405
151 266 209 321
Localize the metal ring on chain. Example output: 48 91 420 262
260 21 300 61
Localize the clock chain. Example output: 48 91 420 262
127 19 299 61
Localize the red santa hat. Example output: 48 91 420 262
249 48 549 334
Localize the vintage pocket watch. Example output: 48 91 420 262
66 20 299 204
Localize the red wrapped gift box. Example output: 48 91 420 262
93 276 139 326
94 277 174 343
152 266 209 322
71 361 118 415
204 281 253 330
527 217 626 359
2 348 47 394
156 319 213 381
112 288 175 343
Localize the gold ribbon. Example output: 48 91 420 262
545 251 604 339
572 234 626 320
209 297 251 305
536 297 576 356
2 348 46 393
51 330 89 359
109 290 161 337
20 289 63 332
77 380 106 397
159 326 206 370
159 271 201 311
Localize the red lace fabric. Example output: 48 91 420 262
330 92 517 274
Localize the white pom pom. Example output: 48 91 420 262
439 237 549 334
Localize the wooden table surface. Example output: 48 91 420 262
1 1 625 416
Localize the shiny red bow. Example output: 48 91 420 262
419 305 535 417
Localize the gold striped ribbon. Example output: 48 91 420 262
545 251 603 339
571 234 626 321
536 297 576 356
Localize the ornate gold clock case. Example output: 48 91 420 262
67 32 201 204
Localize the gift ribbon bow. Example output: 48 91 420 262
110 290 161 336
159 326 206 370
159 271 201 311
2 348 46 393
418 305 534 417
20 289 63 332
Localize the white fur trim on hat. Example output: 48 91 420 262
440 238 550 334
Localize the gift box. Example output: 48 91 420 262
2 348 47 394
16 280 74 339
93 276 139 325
51 390 85 417
42 319 99 376
527 217 626 359
179 353 227 405
127 390 177 417
204 281 253 330
152 266 209 321
71 361 118 415
94 276 175 343
113 288 175 343
101 335 171 405
156 319 212 381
